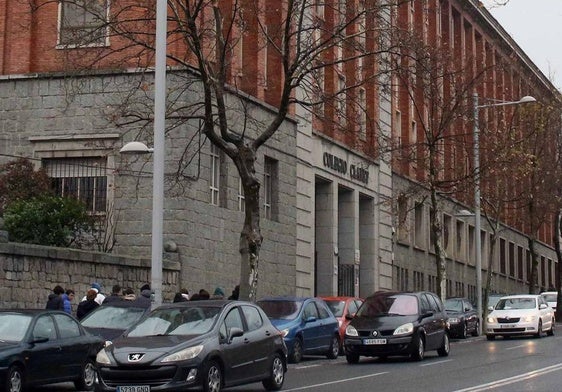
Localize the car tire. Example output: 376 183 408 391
203 360 222 392
437 333 450 357
346 353 360 364
73 359 96 391
460 322 467 339
535 320 543 338
290 338 303 364
410 334 425 361
262 353 285 391
486 334 495 341
6 365 24 392
547 319 555 336
326 335 340 359
471 320 480 337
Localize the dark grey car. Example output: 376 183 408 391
343 291 450 363
95 300 287 392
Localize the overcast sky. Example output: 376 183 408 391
482 0 562 91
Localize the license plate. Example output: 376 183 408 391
500 324 516 329
363 338 386 345
116 386 150 392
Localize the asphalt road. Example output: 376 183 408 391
31 331 562 392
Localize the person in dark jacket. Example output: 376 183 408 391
76 289 99 320
134 283 152 309
173 292 188 302
103 284 123 304
46 285 65 310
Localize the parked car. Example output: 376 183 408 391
320 296 363 352
344 291 450 363
0 309 105 392
486 294 555 340
95 300 287 392
257 296 340 363
540 291 558 312
444 297 479 338
80 301 151 340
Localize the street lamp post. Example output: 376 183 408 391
472 93 536 335
120 0 167 308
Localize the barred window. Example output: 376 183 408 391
43 157 107 213
210 144 220 206
238 177 245 212
263 157 278 220
59 0 109 47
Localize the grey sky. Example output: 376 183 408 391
482 0 562 91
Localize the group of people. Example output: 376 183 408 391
47 282 241 320
46 282 153 320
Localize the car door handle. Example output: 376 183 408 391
243 338 250 344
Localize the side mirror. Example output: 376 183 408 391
487 306 494 311
539 304 547 310
30 337 49 344
227 327 244 343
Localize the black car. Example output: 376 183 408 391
0 309 105 392
80 302 151 340
444 297 479 339
344 291 450 363
95 300 288 392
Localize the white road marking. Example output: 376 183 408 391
452 362 562 391
282 371 389 391
505 344 527 350
294 364 322 370
420 359 454 367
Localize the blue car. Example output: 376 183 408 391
257 296 340 363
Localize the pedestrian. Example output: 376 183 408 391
228 285 240 300
135 283 152 308
180 288 190 301
103 284 123 304
173 292 188 303
189 293 201 301
211 287 225 299
46 285 65 310
122 287 136 301
76 289 99 320
62 289 75 314
198 289 210 300
81 282 106 305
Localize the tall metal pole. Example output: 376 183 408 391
473 93 483 336
151 0 167 308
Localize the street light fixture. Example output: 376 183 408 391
119 0 167 308
472 93 536 335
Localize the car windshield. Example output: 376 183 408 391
357 294 418 316
325 300 345 317
127 306 221 337
495 298 536 310
444 299 463 312
258 300 302 320
80 305 147 330
0 314 32 342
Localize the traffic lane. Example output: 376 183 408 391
228 334 562 392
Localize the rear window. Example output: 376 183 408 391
357 294 418 316
325 300 346 317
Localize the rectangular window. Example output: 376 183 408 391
315 0 324 19
500 238 506 275
58 0 109 47
43 157 107 213
509 242 515 278
358 88 366 140
414 201 424 249
456 220 465 261
238 178 245 212
517 246 524 280
337 75 347 127
468 225 475 265
263 157 278 220
210 144 220 206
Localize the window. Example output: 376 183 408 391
53 314 81 338
397 194 409 243
263 157 278 220
414 201 425 249
43 157 107 213
238 178 245 212
302 302 319 320
219 308 244 340
210 144 220 206
358 88 367 140
33 316 57 340
337 75 347 127
314 0 324 19
58 0 108 47
241 306 263 331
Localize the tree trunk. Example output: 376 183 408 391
528 237 539 294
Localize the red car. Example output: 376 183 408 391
321 296 364 352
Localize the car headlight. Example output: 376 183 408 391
161 345 204 363
448 317 459 324
521 315 537 323
345 325 358 337
96 349 112 365
393 322 414 336
487 317 496 323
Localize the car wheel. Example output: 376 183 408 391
74 359 96 391
535 320 543 338
486 334 495 341
547 318 555 336
290 338 303 364
203 360 222 392
471 320 480 337
6 365 24 392
460 322 467 339
346 353 360 364
410 334 425 361
437 333 450 357
262 353 285 391
326 335 340 359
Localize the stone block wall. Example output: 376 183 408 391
0 242 181 310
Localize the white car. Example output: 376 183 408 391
486 294 555 340
540 291 558 312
